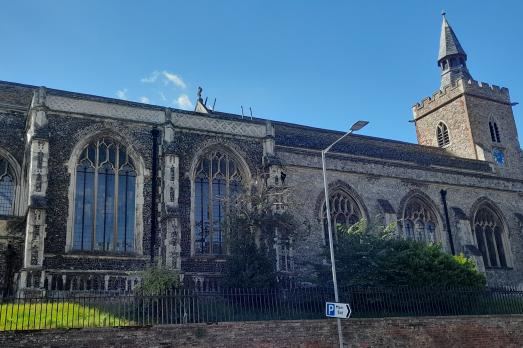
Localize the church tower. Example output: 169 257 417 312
413 13 522 179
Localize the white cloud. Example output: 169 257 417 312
162 71 186 89
139 96 150 104
175 94 193 109
141 71 160 83
116 88 128 100
158 91 167 102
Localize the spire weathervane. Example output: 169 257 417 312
441 10 446 17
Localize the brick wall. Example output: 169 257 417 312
2 316 523 348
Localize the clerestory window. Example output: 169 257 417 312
72 138 136 253
194 150 244 255
436 122 450 147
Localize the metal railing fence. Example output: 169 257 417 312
2 286 523 331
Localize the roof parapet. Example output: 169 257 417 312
414 78 510 113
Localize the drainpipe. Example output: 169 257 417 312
440 189 455 255
150 127 160 263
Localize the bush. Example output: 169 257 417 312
317 219 486 289
222 238 278 289
135 267 181 295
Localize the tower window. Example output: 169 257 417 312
489 122 501 143
436 122 450 147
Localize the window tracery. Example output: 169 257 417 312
194 150 243 255
73 138 136 253
474 205 507 268
321 190 362 243
402 197 438 243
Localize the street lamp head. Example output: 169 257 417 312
350 120 369 132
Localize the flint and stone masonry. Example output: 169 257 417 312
0 16 522 293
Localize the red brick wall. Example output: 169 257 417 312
2 316 523 348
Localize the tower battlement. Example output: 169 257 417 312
413 79 510 118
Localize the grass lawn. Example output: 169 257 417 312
0 302 133 330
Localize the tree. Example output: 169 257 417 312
317 219 486 288
221 181 305 288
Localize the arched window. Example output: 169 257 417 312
73 138 136 253
402 197 438 243
194 150 243 255
474 205 507 268
436 122 450 147
0 156 15 215
489 121 501 143
321 190 362 243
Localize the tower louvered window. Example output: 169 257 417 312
0 156 15 215
436 122 450 147
489 122 501 143
194 150 243 255
73 138 136 253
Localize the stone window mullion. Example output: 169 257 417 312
481 227 491 267
207 154 213 254
91 141 100 251
492 224 501 267
113 144 120 252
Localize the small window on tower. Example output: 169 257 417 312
436 122 450 147
489 121 501 143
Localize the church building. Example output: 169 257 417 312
1 15 522 293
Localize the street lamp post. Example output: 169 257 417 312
322 120 368 348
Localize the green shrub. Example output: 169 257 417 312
317 219 486 289
135 267 181 295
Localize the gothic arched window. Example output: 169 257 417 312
321 190 362 243
402 197 438 243
0 156 15 215
489 121 501 143
436 122 450 147
474 205 507 268
194 150 243 255
73 138 136 253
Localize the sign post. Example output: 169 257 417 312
326 302 352 319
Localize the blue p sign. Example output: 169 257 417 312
326 303 336 317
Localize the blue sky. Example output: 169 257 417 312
1 1 522 143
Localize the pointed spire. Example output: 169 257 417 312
438 12 467 61
437 12 472 88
